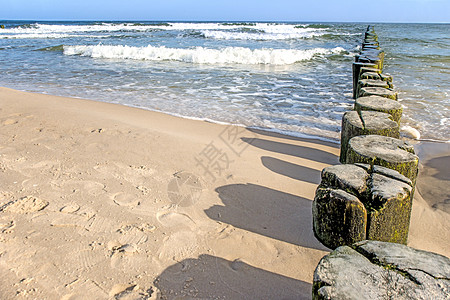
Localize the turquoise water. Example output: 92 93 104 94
0 21 448 142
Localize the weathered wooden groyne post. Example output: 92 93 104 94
312 240 450 299
312 25 419 250
311 26 449 299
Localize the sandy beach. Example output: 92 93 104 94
0 87 448 299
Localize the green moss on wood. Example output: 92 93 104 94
358 87 398 100
360 67 381 75
356 79 392 97
344 135 419 185
355 96 403 124
313 164 415 249
313 188 367 249
340 111 399 163
353 62 378 99
364 174 412 244
360 72 381 80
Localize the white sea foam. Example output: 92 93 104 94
200 30 325 40
0 33 72 39
1 23 156 34
400 126 421 140
168 22 324 34
63 44 346 65
0 22 235 34
0 22 336 44
0 33 103 39
199 23 327 40
1 22 327 41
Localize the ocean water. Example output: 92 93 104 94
0 21 448 142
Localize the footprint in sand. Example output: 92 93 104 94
76 206 97 219
28 160 60 170
51 205 96 229
0 191 14 203
73 246 104 270
107 241 144 271
111 192 140 207
62 279 108 299
1 113 28 126
60 203 80 214
109 284 137 299
50 213 90 229
0 147 16 159
156 211 196 229
94 162 154 186
21 177 50 191
5 196 48 214
2 119 18 125
158 231 198 261
80 181 106 196
59 180 106 197
0 220 15 233
15 160 61 178
109 284 158 300
108 241 139 255
85 215 115 234
116 224 152 245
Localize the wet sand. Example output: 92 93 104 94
415 141 450 214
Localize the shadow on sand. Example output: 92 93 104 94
246 127 339 148
261 156 322 184
205 183 329 251
154 254 312 299
241 137 339 165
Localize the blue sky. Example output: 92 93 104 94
1 0 449 23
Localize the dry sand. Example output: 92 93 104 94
0 87 448 299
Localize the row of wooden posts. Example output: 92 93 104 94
312 25 420 250
308 26 448 300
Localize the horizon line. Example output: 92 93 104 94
1 19 449 25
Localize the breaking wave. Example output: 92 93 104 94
63 44 346 65
1 22 329 41
200 30 325 40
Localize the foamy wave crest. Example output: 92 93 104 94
201 30 325 40
2 22 327 36
63 45 346 65
1 23 159 34
167 23 319 33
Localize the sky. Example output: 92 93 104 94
1 0 449 23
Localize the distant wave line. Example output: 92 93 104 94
1 22 328 36
200 30 326 40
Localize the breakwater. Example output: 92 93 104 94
313 25 419 249
311 26 450 300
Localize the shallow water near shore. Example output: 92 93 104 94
0 21 448 142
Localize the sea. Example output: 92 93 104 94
0 21 449 143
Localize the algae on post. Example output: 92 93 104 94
340 111 399 163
